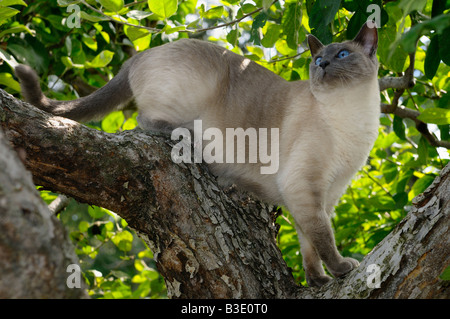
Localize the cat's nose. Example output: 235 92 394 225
319 60 330 69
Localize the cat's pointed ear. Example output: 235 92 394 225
307 34 324 56
353 22 378 57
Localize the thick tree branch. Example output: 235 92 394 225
300 163 450 298
0 89 299 298
0 128 88 298
1 89 449 298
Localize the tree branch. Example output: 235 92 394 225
381 103 450 149
379 52 416 91
300 163 450 298
1 88 449 298
79 0 278 35
0 89 298 298
0 128 88 298
379 50 450 149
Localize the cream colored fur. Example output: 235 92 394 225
15 22 380 287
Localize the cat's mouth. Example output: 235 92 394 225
321 70 336 81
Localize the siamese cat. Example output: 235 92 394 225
15 22 380 287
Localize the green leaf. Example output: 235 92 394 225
393 192 408 210
0 48 18 68
411 174 435 198
432 0 448 17
0 7 19 20
112 230 134 252
440 266 450 281
85 50 114 68
281 3 302 50
250 12 268 45
201 6 224 19
226 29 238 46
124 25 150 41
398 0 427 16
417 107 450 125
7 36 50 73
0 0 27 7
124 25 151 51
57 0 80 6
400 14 450 53
379 23 408 73
78 221 90 233
98 0 124 12
395 169 414 193
82 34 98 51
101 111 125 133
80 11 109 22
439 124 449 141
424 35 440 79
88 206 106 219
381 161 398 183
369 195 396 210
0 72 21 91
438 26 450 65
261 24 281 48
308 0 340 45
347 10 368 39
127 10 154 20
417 137 428 165
148 0 178 19
393 115 407 140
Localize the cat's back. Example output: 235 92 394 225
129 39 289 127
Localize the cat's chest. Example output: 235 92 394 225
322 94 380 168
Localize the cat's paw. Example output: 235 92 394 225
306 274 332 288
329 257 359 278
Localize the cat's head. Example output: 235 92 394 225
307 22 378 91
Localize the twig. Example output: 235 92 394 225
80 0 278 35
378 52 416 91
48 194 70 215
381 104 450 149
185 0 279 34
263 50 308 64
362 168 394 198
378 43 449 150
80 0 160 33
124 0 147 8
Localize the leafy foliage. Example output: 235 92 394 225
1 0 449 295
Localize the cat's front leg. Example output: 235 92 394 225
296 226 332 287
281 178 359 286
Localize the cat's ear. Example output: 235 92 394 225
307 35 324 56
353 22 378 57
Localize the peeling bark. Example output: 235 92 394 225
0 89 449 299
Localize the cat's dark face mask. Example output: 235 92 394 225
307 22 378 90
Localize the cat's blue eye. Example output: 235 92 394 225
337 50 350 58
315 57 323 65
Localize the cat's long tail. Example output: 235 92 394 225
14 61 134 122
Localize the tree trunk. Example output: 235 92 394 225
0 89 448 298
0 128 88 298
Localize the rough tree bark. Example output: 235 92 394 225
0 88 449 299
0 128 88 298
